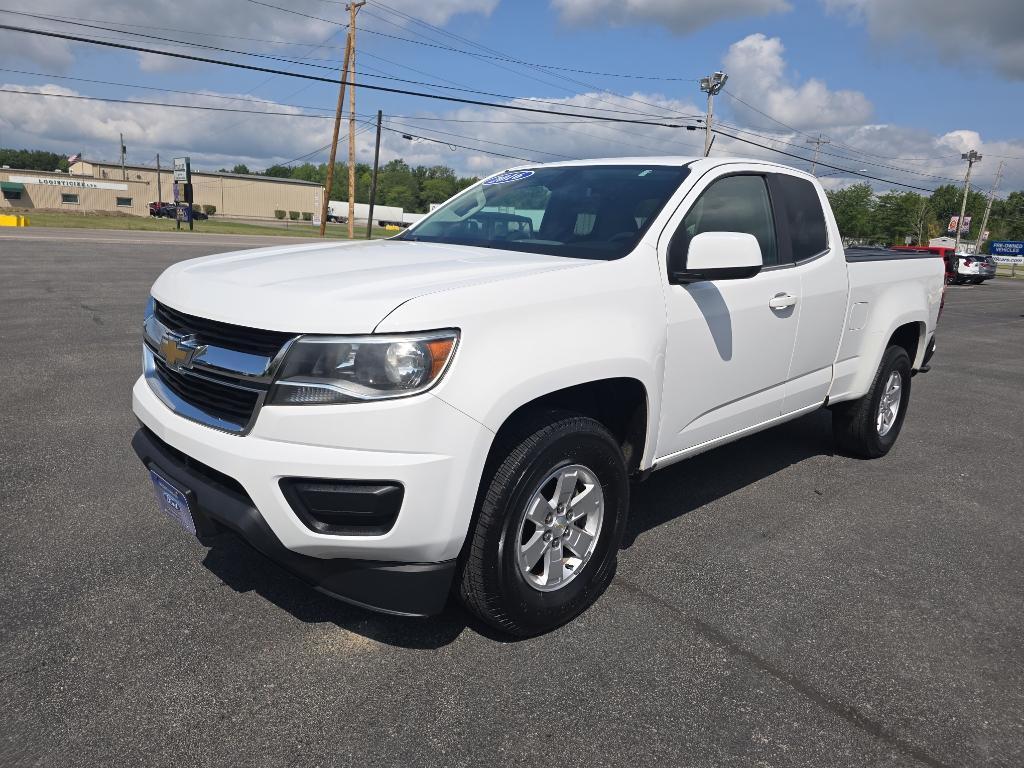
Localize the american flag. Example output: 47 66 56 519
67 153 81 164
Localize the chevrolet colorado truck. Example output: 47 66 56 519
132 157 944 636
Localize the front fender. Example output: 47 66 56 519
375 254 667 470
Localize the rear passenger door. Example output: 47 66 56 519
768 173 850 414
655 168 802 459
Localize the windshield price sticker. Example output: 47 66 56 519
484 170 535 185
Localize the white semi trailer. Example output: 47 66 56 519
327 201 405 226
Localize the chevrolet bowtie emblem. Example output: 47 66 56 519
159 331 206 370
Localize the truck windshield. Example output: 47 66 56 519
397 164 690 260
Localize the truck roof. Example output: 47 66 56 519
506 156 811 174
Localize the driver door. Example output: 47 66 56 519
655 169 800 460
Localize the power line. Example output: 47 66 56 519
359 2 696 122
712 120 964 184
2 11 693 121
243 0 695 81
380 125 534 163
711 127 937 193
0 24 692 127
384 118 578 160
720 90 963 165
0 87 364 119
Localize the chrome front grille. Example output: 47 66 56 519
154 301 294 357
152 355 261 425
143 301 297 434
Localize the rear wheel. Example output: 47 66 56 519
832 345 912 459
458 413 629 637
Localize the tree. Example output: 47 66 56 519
231 163 250 175
826 183 874 242
875 191 927 245
0 148 69 172
378 160 419 210
928 183 986 240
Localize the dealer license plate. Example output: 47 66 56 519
149 469 196 535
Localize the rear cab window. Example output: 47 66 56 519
769 174 829 262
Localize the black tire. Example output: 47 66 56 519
458 412 629 637
832 345 912 459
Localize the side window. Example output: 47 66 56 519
772 174 828 261
669 174 778 271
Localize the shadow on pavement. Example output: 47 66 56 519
200 540 477 649
201 409 835 647
624 409 835 548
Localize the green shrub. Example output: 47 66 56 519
288 210 300 220
301 211 312 221
202 204 216 216
274 209 286 220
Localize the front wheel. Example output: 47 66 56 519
458 413 629 637
832 345 912 458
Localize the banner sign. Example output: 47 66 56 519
993 255 1024 265
990 241 1024 256
9 175 128 191
947 215 973 233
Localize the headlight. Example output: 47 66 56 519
267 330 459 405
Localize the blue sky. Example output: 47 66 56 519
1 0 1022 191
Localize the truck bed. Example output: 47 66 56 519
844 247 942 263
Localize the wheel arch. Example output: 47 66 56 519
486 377 650 476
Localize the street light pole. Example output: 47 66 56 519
974 160 1004 256
699 71 728 157
953 150 981 257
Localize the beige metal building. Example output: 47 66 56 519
0 159 322 220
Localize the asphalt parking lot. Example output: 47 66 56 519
2 228 1022 767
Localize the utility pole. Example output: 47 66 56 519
916 196 928 245
974 160 1004 256
805 133 831 176
156 153 162 204
699 71 727 157
366 109 382 240
346 1 365 240
318 28 354 237
119 133 127 180
953 149 982 257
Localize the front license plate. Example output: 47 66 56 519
149 469 196 535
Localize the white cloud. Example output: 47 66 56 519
551 0 791 34
0 83 335 171
823 0 1024 79
0 0 498 72
722 33 872 130
3 78 1022 197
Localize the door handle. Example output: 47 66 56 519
769 292 797 310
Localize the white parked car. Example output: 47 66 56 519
955 253 997 284
133 157 944 636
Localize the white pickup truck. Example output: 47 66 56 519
132 157 944 636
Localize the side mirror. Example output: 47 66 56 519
671 231 763 284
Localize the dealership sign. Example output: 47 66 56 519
9 175 128 191
173 157 191 183
988 241 1024 264
990 241 1024 256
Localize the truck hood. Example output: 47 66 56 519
151 239 592 334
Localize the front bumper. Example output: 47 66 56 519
132 426 455 616
133 375 493 562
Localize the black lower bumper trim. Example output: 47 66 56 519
131 426 455 617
